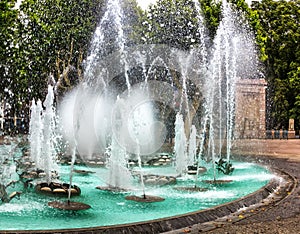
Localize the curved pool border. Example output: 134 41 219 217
0 156 296 234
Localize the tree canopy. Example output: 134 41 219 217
252 0 300 129
1 0 106 119
0 0 299 132
0 1 19 112
137 0 208 50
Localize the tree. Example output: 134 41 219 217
18 0 106 98
200 0 221 39
0 0 144 132
138 0 206 50
0 0 106 125
252 0 300 130
0 0 18 85
0 1 19 119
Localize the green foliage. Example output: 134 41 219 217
0 0 19 110
252 0 300 129
0 0 105 117
18 0 105 95
200 0 221 38
137 0 205 50
227 0 268 62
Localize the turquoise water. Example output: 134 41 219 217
0 159 274 231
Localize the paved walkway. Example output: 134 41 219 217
169 139 300 234
232 139 300 162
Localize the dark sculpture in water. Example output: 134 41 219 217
216 158 235 175
0 181 21 203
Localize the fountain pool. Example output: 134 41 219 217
0 145 275 231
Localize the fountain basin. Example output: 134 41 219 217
0 157 284 233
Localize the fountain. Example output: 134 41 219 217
28 86 59 183
0 0 294 233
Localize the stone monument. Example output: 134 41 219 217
234 78 267 139
288 118 296 139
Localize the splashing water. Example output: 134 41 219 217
29 86 58 183
174 113 187 175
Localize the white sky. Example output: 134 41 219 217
137 0 158 10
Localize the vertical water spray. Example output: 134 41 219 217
78 0 134 188
133 50 148 84
192 0 210 128
188 125 197 166
84 0 130 91
174 113 187 175
42 85 58 183
28 99 43 169
199 0 260 179
124 93 165 202
127 98 157 196
221 1 237 163
177 51 192 132
192 0 208 70
136 142 146 198
107 137 132 189
225 37 238 162
195 0 241 179
29 86 58 183
108 97 133 190
67 147 76 203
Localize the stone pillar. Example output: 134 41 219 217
288 118 296 139
234 78 267 139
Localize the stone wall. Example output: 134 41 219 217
234 78 267 139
